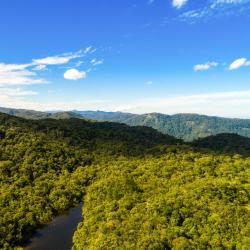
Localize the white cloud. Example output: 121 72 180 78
178 0 250 22
0 88 38 97
212 0 250 6
146 81 153 85
172 0 188 9
194 61 218 71
113 90 250 118
32 65 47 71
90 59 104 66
0 87 39 111
229 57 250 70
64 68 87 80
0 63 31 72
0 63 46 86
1 89 250 118
0 47 99 87
32 48 92 66
33 55 77 65
84 46 93 54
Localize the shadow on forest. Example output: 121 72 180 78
1 112 250 157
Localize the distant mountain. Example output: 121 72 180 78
73 110 137 122
0 107 49 119
73 111 250 141
1 107 250 141
121 113 250 141
0 108 83 120
49 111 84 120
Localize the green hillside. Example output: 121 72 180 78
116 113 250 141
1 107 250 141
191 133 250 156
0 107 49 120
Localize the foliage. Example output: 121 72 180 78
0 112 176 249
191 133 250 156
72 149 250 249
0 112 249 249
1 107 250 141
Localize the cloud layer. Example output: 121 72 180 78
114 90 250 118
1 90 250 119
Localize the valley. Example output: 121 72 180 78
0 112 249 249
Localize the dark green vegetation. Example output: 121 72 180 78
191 133 250 156
0 112 177 249
77 112 250 142
0 112 249 249
1 107 250 141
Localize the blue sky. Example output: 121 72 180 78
0 0 250 117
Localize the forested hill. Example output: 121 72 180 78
0 112 178 249
121 113 250 141
0 112 179 156
191 133 250 156
0 112 250 249
1 107 250 141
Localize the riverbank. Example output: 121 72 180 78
24 203 83 250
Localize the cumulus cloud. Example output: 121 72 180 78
64 68 87 80
229 58 250 70
194 62 218 71
172 0 188 9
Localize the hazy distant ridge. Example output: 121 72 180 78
1 107 250 141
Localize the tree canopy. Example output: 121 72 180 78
0 112 249 250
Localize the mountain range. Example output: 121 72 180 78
1 107 250 141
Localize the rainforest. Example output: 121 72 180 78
0 112 249 250
1 0 250 249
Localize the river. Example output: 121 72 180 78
25 203 83 250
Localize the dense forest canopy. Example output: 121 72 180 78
0 112 249 249
1 107 250 141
